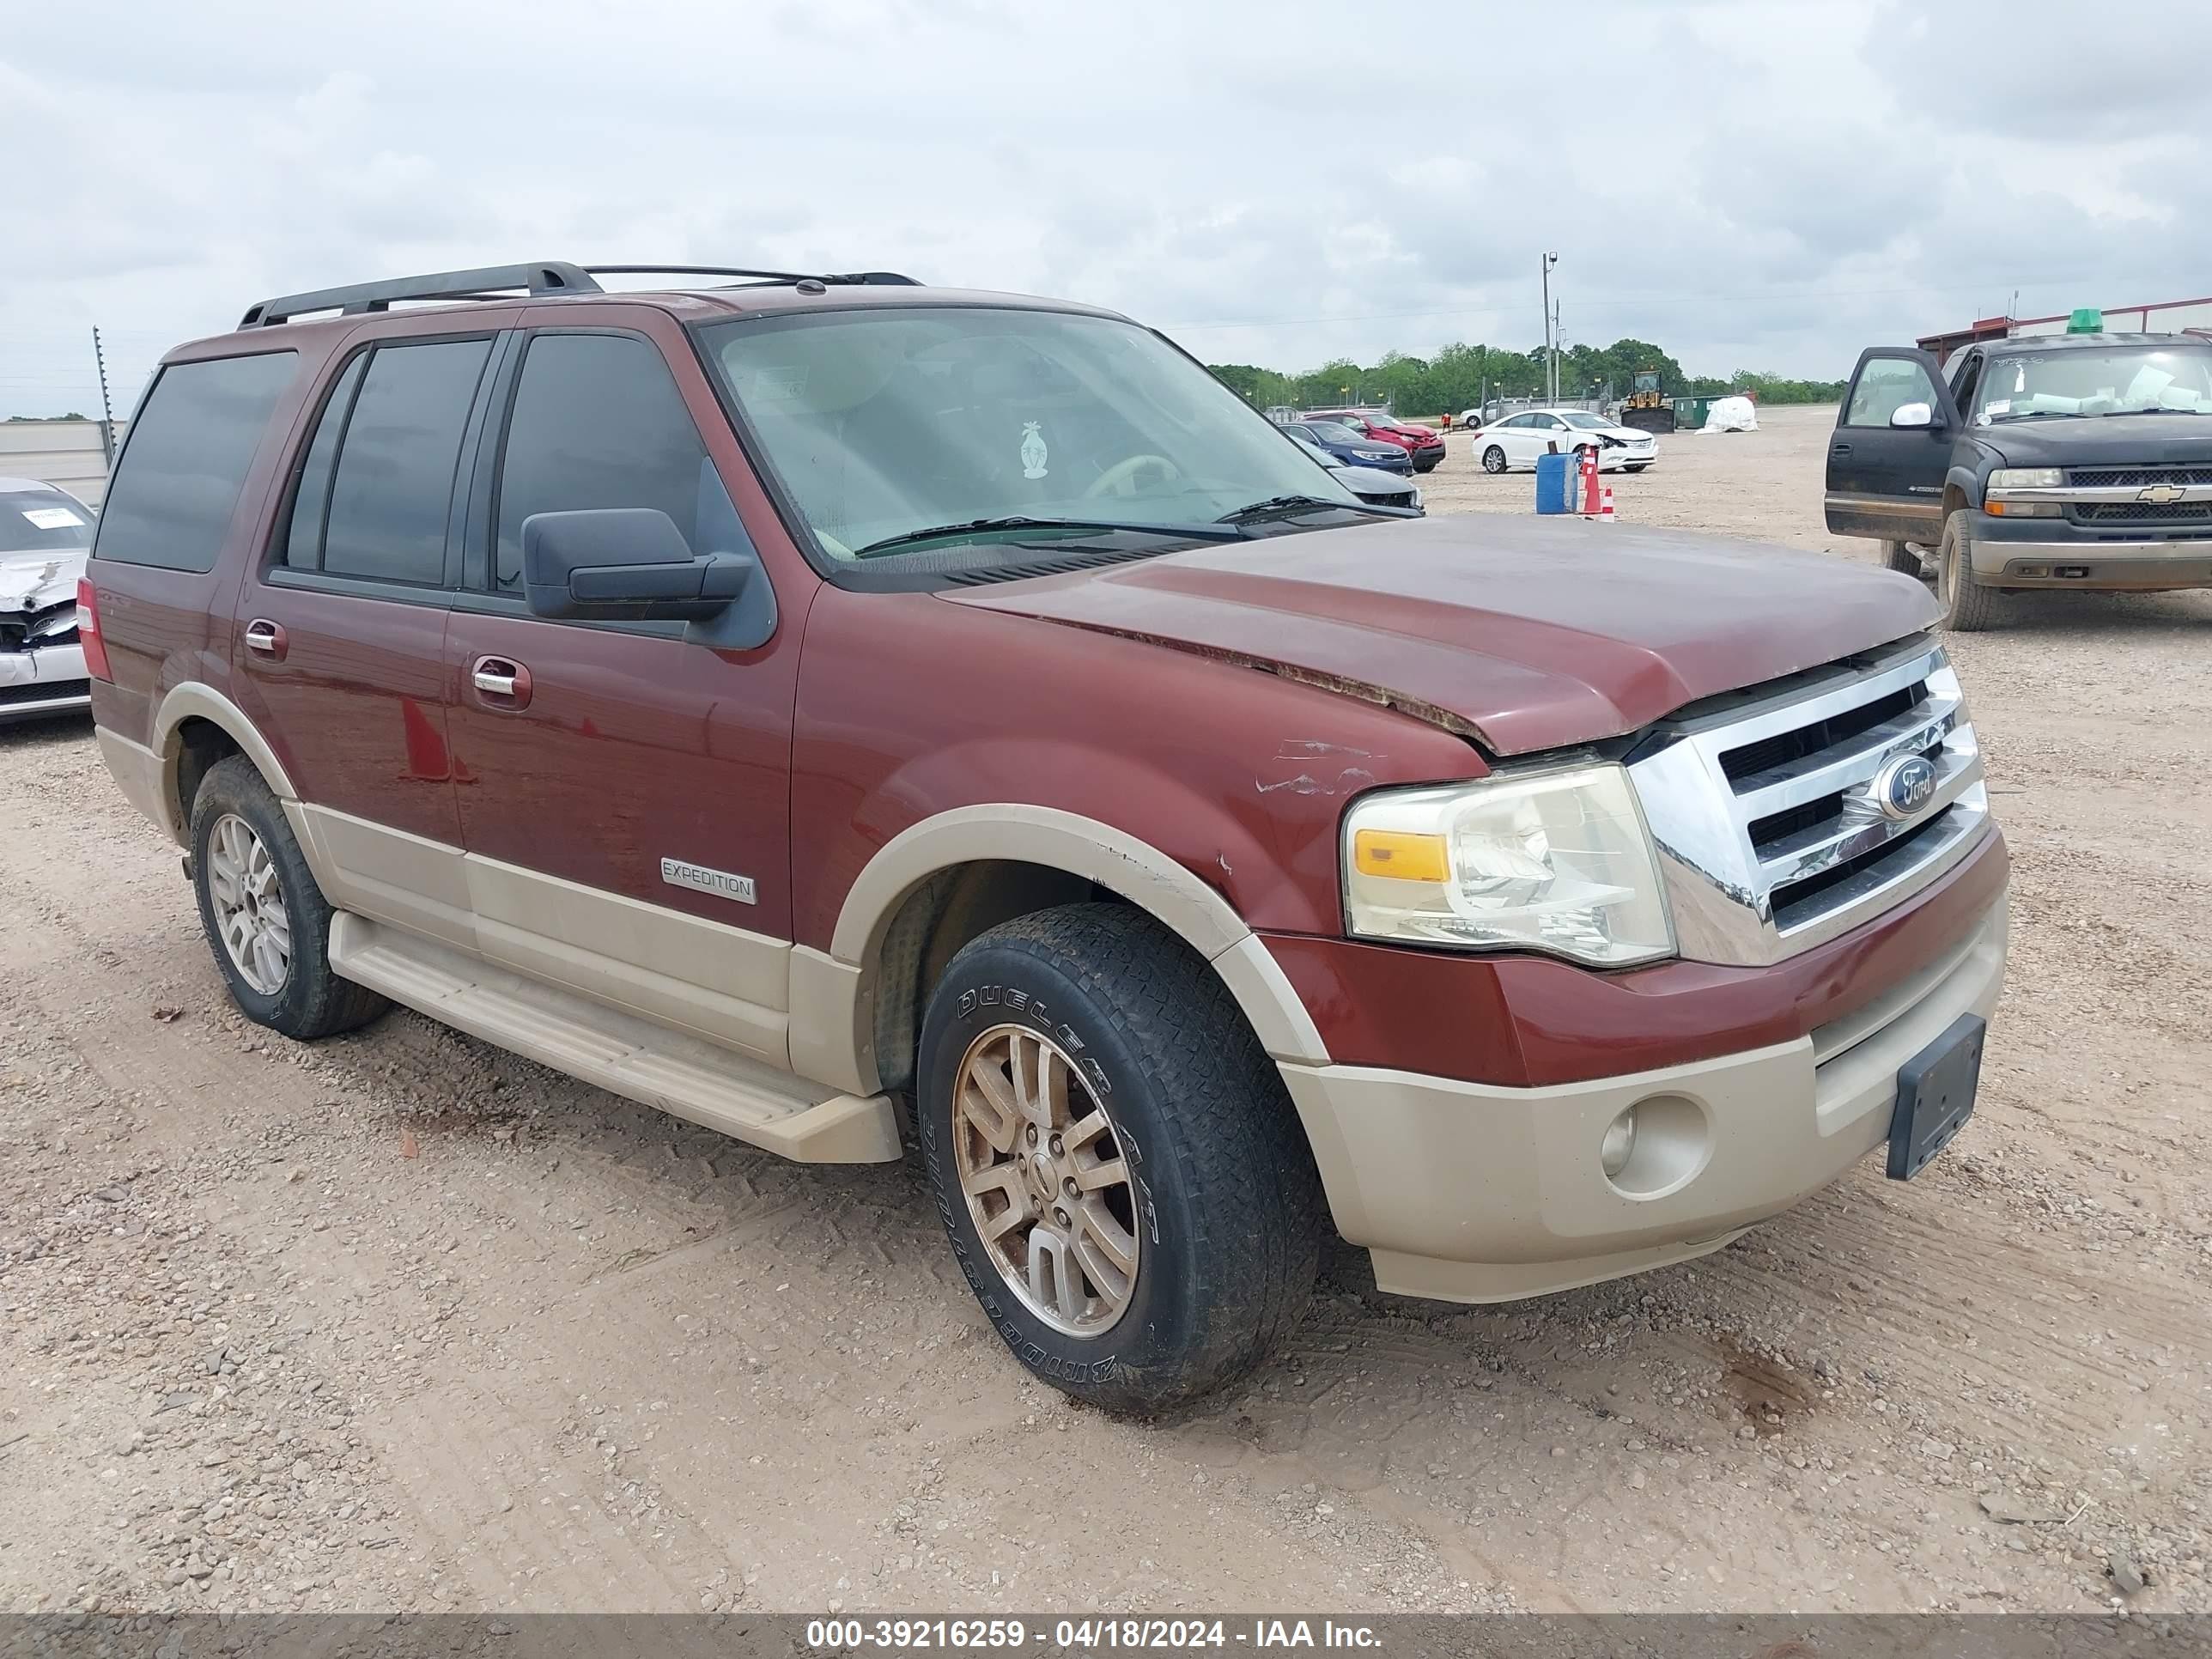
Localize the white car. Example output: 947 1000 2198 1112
1 476 96 725
1464 408 1660 474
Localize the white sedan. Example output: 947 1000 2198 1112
1462 409 1660 474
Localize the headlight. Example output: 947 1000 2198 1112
1343 763 1675 966
1988 467 2062 491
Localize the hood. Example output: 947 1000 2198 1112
0 549 85 614
1979 413 2212 468
943 514 1938 755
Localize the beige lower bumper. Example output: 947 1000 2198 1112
1279 897 2008 1304
95 726 180 844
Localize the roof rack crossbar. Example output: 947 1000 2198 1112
584 264 921 288
239 261 603 328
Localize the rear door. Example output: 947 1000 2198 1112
440 310 805 1066
233 325 504 948
1826 347 1959 542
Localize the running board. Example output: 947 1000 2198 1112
328 914 901 1164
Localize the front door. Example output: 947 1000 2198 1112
1826 347 1960 542
441 314 805 1066
233 327 501 949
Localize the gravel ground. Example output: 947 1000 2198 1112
3 402 2207 1617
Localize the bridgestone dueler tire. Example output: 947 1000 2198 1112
189 756 388 1042
917 904 1323 1413
1936 513 2002 632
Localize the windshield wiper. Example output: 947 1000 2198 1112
1215 494 1370 526
852 514 1243 558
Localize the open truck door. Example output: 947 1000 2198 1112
1825 347 1960 543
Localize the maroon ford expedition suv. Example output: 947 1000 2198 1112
84 260 2007 1412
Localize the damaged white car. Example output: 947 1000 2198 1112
1 477 96 725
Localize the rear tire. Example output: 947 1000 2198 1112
1936 513 2002 632
916 903 1322 1414
1481 446 1507 474
190 756 388 1041
1883 538 1927 578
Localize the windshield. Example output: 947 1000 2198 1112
699 307 1362 561
1978 345 2212 421
1 487 94 556
1558 411 1613 431
1301 421 1365 445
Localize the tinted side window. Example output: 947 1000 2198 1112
321 338 492 586
1949 352 1984 414
493 334 717 592
283 353 368 570
92 352 296 571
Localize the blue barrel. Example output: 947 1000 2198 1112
1534 451 1574 514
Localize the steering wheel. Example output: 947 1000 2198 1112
1085 453 1182 499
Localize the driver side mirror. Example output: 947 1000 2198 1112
522 508 756 623
1889 401 1939 430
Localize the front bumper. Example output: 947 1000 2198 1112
1968 511 2212 589
1278 896 2008 1304
0 642 91 724
1601 447 1658 471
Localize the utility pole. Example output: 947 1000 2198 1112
1541 252 1558 405
1551 300 1564 403
92 326 116 467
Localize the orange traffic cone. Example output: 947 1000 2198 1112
1598 486 1616 523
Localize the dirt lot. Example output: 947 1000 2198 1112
3 401 2208 1618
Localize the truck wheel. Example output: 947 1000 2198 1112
189 756 388 1041
1883 539 1927 578
1481 446 1507 473
1936 514 2002 632
916 903 1322 1413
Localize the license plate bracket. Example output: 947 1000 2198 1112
1886 1012 1985 1181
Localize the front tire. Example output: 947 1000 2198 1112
1481 445 1507 474
1623 464 1650 473
1936 513 2002 631
190 756 388 1041
917 904 1322 1413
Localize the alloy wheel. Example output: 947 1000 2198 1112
207 813 292 995
951 1023 1142 1336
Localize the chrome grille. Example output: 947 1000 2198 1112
1627 635 1990 966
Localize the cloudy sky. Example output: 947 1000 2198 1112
5 0 2207 419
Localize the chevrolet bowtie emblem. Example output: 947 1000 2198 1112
2138 483 2186 504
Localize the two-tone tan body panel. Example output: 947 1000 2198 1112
110 684 1325 1166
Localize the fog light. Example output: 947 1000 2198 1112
1600 1108 1638 1178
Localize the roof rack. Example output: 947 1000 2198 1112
240 260 921 328
240 262 602 328
585 264 920 288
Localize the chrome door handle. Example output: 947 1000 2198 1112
470 655 532 708
243 618 287 659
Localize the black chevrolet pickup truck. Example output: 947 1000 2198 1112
1825 331 2212 629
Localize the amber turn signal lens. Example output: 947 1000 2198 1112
1352 829 1449 883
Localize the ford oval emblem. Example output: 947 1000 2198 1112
1875 755 1938 820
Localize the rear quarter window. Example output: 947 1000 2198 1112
92 351 297 572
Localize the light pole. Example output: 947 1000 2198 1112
1541 252 1559 404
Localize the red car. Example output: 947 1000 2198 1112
1305 409 1446 472
83 259 2004 1413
